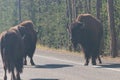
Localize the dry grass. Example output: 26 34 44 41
36 44 120 62
36 44 83 56
102 56 120 63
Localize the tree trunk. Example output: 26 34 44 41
66 0 72 24
68 0 72 23
88 0 91 13
66 0 69 27
84 0 88 13
71 0 74 19
18 0 21 23
96 0 102 20
107 0 117 57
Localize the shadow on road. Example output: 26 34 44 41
34 64 73 69
98 63 120 68
30 78 59 80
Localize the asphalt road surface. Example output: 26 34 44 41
0 48 120 80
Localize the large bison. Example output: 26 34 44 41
18 20 37 65
67 14 103 65
0 26 25 80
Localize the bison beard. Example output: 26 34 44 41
68 14 103 65
0 28 24 80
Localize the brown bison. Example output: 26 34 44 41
18 20 37 65
67 14 103 65
0 26 25 80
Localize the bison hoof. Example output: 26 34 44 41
92 63 96 65
24 62 27 65
99 61 102 64
84 63 88 66
30 59 35 65
16 76 21 80
31 61 35 65
4 76 7 80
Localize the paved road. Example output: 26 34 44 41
0 48 120 80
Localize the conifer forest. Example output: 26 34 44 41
0 0 120 57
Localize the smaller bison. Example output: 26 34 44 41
67 14 103 65
0 26 25 80
19 20 37 65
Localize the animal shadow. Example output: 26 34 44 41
98 63 120 68
35 64 73 69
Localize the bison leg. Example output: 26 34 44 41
84 49 90 66
84 57 90 66
16 72 21 80
4 66 7 80
30 57 35 65
91 56 97 65
28 52 35 65
11 70 16 80
72 41 78 51
98 56 102 64
24 55 27 65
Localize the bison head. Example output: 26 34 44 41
67 21 85 40
67 21 87 51
18 25 27 37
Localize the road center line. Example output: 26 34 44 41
35 55 120 72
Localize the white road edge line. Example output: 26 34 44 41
35 55 120 72
35 55 83 65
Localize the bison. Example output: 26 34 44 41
0 26 25 80
18 20 37 65
67 14 103 65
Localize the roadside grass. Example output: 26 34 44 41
36 44 120 63
36 44 84 56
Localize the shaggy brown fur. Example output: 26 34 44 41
0 26 25 80
68 14 103 65
19 20 37 65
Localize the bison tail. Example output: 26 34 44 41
15 58 24 73
2 48 15 73
2 48 23 73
